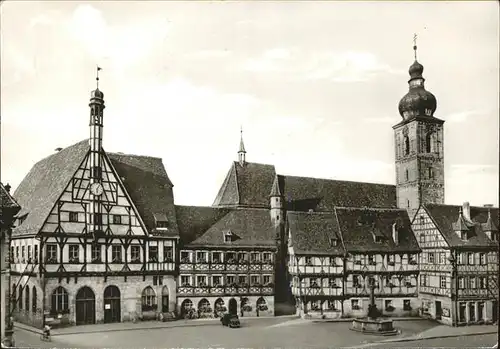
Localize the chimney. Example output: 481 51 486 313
392 223 399 245
5 183 11 193
462 202 471 221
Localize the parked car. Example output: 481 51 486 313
220 314 240 328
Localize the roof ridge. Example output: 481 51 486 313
425 203 499 210
335 206 405 212
32 139 89 166
108 152 163 160
281 174 395 187
232 160 275 167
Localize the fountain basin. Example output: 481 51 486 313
350 317 399 336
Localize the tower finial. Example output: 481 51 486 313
96 66 102 89
238 126 246 166
413 33 418 61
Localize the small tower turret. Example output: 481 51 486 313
238 127 246 166
270 175 284 228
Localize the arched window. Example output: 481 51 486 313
32 286 37 313
25 286 30 312
405 169 409 182
404 136 410 155
18 286 23 310
426 133 434 153
141 286 157 311
407 199 410 208
428 168 434 179
51 286 69 314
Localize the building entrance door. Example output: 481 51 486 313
493 301 498 323
469 303 476 322
103 286 121 323
76 287 95 325
228 298 237 315
435 301 442 320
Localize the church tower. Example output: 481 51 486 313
393 37 445 219
88 66 105 234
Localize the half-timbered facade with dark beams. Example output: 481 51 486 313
10 80 180 328
339 207 420 318
412 202 499 326
287 212 345 319
1 183 21 347
175 204 277 319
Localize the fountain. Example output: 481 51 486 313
350 280 399 335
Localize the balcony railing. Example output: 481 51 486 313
179 260 274 272
177 284 274 296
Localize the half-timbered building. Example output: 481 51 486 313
10 82 179 327
1 183 21 347
339 207 420 317
287 212 345 319
412 202 499 326
175 206 277 318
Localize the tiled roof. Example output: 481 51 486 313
1 182 21 230
12 139 178 237
13 140 90 236
175 205 230 244
212 162 276 208
1 182 21 210
287 211 345 255
280 175 397 211
212 161 396 210
423 204 499 248
107 152 178 237
335 207 420 253
188 208 277 249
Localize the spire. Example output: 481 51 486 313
413 33 418 61
238 126 246 166
96 65 102 89
270 175 282 197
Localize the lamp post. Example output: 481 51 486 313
448 252 458 327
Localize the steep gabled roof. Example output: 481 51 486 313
176 205 230 244
212 162 276 208
187 208 276 248
108 152 178 236
280 175 396 211
424 204 499 248
335 207 420 253
287 211 345 255
13 139 90 235
1 182 21 211
12 139 178 237
1 183 21 230
212 161 396 210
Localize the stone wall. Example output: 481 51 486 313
41 275 176 326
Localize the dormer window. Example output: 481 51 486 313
491 232 498 242
153 213 169 230
330 238 338 247
460 231 468 241
224 230 233 243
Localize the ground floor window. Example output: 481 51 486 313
351 299 360 310
141 286 157 311
51 286 69 314
32 287 37 313
403 299 411 311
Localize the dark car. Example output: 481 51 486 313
220 314 240 328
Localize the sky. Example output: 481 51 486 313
1 1 498 207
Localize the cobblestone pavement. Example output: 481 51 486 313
362 333 497 348
14 319 439 349
12 318 496 349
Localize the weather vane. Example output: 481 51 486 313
96 66 102 89
413 33 418 60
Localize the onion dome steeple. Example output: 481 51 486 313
398 34 437 120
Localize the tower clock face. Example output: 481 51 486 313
90 183 104 196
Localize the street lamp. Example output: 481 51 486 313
448 253 458 327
